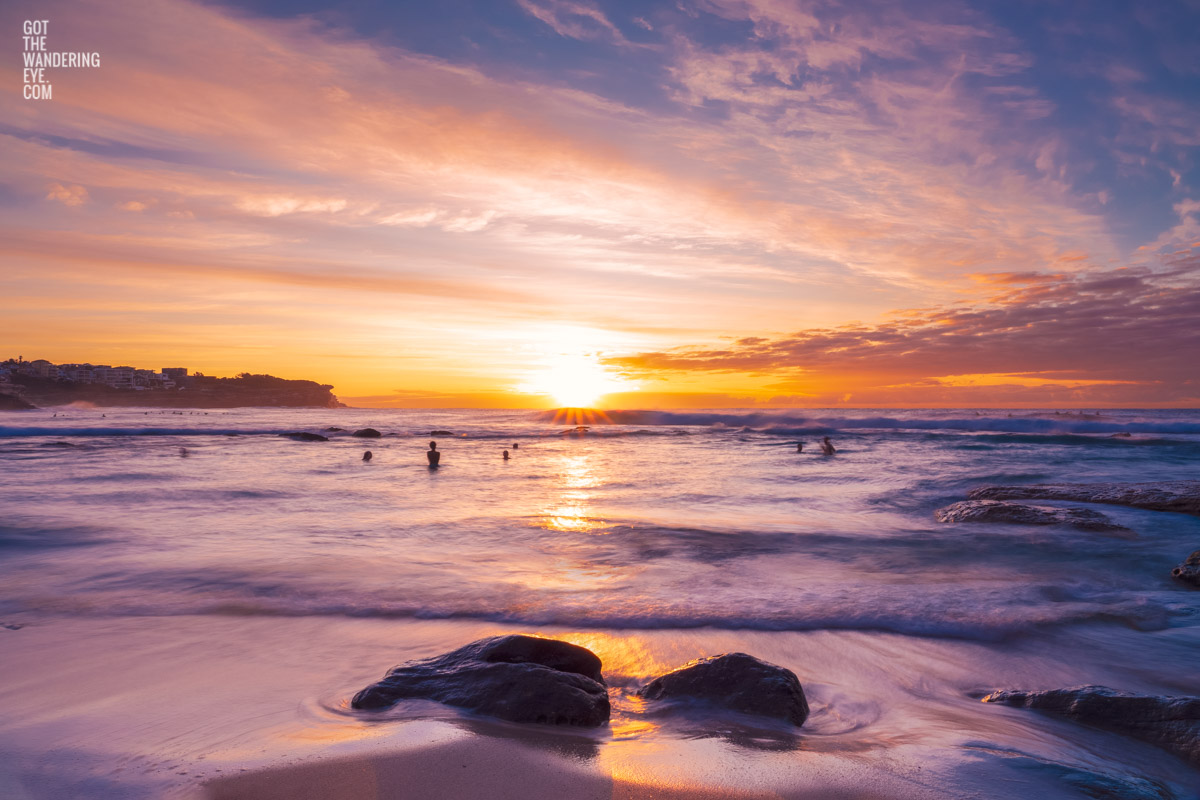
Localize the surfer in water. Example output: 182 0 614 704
427 441 441 468
362 451 372 462
819 437 836 456
503 449 510 460
796 441 804 453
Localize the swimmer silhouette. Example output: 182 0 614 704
796 442 804 453
512 443 519 449
819 437 836 456
503 449 510 460
427 441 441 468
363 451 373 462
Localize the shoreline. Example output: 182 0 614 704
2 614 1197 799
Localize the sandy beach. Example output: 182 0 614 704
4 614 1198 799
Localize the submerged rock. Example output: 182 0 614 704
430 430 453 436
969 481 1200 516
325 427 345 432
351 428 382 438
351 635 610 726
279 432 328 442
935 499 1128 531
639 653 809 726
999 753 1175 800
983 686 1200 765
1172 550 1200 588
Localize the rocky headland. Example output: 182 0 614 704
1 373 344 409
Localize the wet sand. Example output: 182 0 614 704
3 615 1197 799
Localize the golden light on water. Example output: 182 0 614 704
540 503 604 532
539 453 605 533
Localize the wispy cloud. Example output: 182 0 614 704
517 0 633 44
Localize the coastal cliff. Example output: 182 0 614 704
1 373 344 409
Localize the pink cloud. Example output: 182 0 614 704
45 183 88 206
517 0 633 44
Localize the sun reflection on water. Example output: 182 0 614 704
539 453 607 533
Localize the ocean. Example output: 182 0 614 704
1 407 1198 798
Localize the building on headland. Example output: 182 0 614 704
61 364 98 383
0 359 178 389
28 359 61 379
0 357 342 408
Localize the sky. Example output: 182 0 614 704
2 0 1199 408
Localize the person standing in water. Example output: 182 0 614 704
427 441 441 468
512 443 519 449
819 437 836 456
503 449 510 460
362 451 373 462
796 441 804 453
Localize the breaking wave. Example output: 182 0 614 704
547 410 1200 436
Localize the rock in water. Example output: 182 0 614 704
352 428 382 438
280 432 329 442
639 652 809 726
1172 550 1200 588
968 481 1200 515
983 686 1200 765
934 499 1128 531
430 430 453 436
351 635 610 726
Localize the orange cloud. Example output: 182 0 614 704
607 265 1200 406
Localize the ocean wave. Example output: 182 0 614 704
11 594 1174 643
542 411 1200 436
0 424 693 440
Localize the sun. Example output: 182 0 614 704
518 354 635 408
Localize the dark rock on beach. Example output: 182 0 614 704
280 432 329 442
983 685 1200 765
1172 550 1200 588
934 499 1128 532
639 652 809 727
0 393 37 410
351 428 382 438
969 481 1200 516
351 635 610 726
